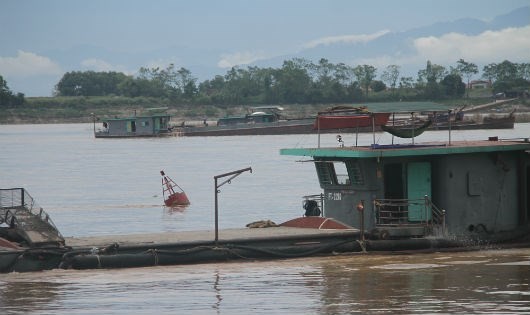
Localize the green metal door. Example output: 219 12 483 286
407 162 431 221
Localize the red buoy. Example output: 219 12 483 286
160 170 190 207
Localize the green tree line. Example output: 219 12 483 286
2 58 529 108
53 58 529 105
0 75 25 106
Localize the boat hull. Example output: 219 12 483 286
4 219 529 273
95 131 177 138
430 116 515 130
179 117 391 137
180 120 315 136
314 113 391 130
177 113 515 137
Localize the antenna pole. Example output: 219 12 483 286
371 114 376 146
448 110 452 146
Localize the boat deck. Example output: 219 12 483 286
65 226 360 249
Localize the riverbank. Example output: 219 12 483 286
1 96 528 125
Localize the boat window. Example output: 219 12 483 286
315 162 334 185
347 160 364 185
334 162 350 185
141 121 149 127
315 161 352 186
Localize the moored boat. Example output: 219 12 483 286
179 105 392 136
428 109 515 130
281 132 530 243
179 106 316 136
93 109 175 138
178 104 515 137
3 129 530 272
0 188 67 272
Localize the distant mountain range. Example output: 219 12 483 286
252 6 530 74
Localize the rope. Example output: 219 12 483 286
149 249 159 265
149 245 215 256
228 239 354 258
356 240 367 253
144 240 355 260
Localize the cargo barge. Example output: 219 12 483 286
3 130 530 272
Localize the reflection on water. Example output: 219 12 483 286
1 124 530 313
1 249 529 314
316 250 530 314
0 280 64 313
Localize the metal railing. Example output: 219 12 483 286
373 195 446 234
373 198 415 225
424 196 446 226
0 188 61 235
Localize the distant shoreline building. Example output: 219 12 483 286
468 80 491 90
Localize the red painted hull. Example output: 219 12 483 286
314 113 390 130
280 217 354 229
164 192 190 206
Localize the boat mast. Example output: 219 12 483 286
317 113 321 148
371 113 375 146
411 112 415 145
448 109 452 146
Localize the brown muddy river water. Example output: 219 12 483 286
1 123 530 314
1 249 529 314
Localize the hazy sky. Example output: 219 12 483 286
1 0 529 96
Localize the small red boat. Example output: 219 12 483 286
160 170 190 207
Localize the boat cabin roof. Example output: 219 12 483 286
103 114 170 121
281 139 530 159
251 106 284 111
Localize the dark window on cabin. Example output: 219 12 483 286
315 162 334 185
347 160 364 185
384 163 404 199
315 161 356 186
131 121 136 132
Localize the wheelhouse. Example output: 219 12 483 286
281 139 530 240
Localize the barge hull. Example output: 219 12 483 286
4 225 530 272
